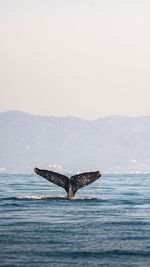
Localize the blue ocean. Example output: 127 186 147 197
0 173 150 267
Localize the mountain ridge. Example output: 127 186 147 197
2 109 150 121
0 110 150 174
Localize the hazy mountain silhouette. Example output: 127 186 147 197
0 110 150 173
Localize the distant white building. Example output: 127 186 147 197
0 167 6 172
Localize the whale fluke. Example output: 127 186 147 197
69 171 101 196
34 167 101 198
34 168 69 193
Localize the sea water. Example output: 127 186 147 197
0 173 150 267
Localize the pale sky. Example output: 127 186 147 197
0 0 150 119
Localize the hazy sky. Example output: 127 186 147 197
0 0 150 119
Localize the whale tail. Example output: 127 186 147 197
34 167 101 198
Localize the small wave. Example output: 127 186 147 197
17 196 68 201
54 250 150 258
0 196 106 202
0 197 18 202
18 196 107 202
70 196 104 201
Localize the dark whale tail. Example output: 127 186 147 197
34 167 101 198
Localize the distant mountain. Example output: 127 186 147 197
0 110 150 173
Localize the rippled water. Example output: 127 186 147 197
0 173 150 267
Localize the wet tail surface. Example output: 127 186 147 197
34 168 101 197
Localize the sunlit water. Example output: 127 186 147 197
0 173 150 267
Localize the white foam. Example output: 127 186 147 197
17 195 67 200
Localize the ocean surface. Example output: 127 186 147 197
0 173 150 267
